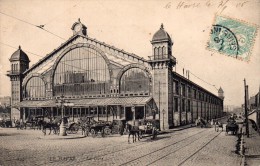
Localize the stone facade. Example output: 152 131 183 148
7 20 224 130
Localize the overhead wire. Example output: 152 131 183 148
0 10 134 69
0 11 65 40
42 0 82 27
175 59 219 91
0 41 122 78
189 71 219 90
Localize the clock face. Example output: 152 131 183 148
74 24 81 32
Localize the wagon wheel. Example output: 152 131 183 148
104 127 111 135
67 127 72 134
91 129 96 137
71 124 79 134
70 127 76 134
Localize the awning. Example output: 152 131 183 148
74 96 152 106
12 100 56 108
12 97 153 108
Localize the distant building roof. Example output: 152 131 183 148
218 87 224 93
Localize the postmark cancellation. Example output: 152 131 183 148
207 15 258 62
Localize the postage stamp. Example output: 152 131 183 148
207 15 258 62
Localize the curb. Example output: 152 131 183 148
158 124 195 135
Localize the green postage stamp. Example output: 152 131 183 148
207 15 258 62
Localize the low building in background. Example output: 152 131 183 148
0 96 11 107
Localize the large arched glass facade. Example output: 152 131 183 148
120 68 150 94
25 77 45 98
53 47 110 96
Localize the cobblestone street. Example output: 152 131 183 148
0 126 244 166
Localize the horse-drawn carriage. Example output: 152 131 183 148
0 119 12 128
78 116 107 137
126 119 159 143
78 116 126 137
138 119 159 140
103 119 126 135
195 118 208 128
226 120 238 135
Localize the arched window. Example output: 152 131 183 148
120 68 150 94
53 47 110 96
162 46 166 58
154 47 159 60
158 47 162 56
25 77 45 98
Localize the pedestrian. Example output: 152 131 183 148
236 116 243 136
215 120 219 132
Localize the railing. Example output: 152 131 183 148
6 70 20 75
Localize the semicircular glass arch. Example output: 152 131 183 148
53 47 110 96
120 68 150 94
25 77 45 98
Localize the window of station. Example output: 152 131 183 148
53 47 110 96
25 77 45 98
181 84 185 96
154 47 159 59
181 99 185 112
174 98 178 112
188 86 191 97
187 100 191 112
120 68 150 95
193 89 196 99
175 81 179 95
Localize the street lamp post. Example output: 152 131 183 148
132 106 135 126
162 109 166 130
56 95 74 136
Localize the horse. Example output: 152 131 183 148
15 120 25 130
195 118 207 128
35 119 45 130
42 118 61 136
125 123 140 143
42 121 60 135
214 120 223 132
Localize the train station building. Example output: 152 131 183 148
7 19 224 129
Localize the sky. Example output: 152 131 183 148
0 0 259 107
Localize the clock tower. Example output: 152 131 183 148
71 18 87 36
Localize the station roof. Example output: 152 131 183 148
12 97 152 108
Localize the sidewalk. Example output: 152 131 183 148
244 125 260 166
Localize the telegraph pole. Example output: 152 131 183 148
244 79 249 138
159 81 161 130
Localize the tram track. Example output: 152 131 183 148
33 127 195 166
142 130 222 166
77 127 195 157
3 127 202 166
118 129 212 166
67 128 202 165
177 131 222 166
72 129 208 165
